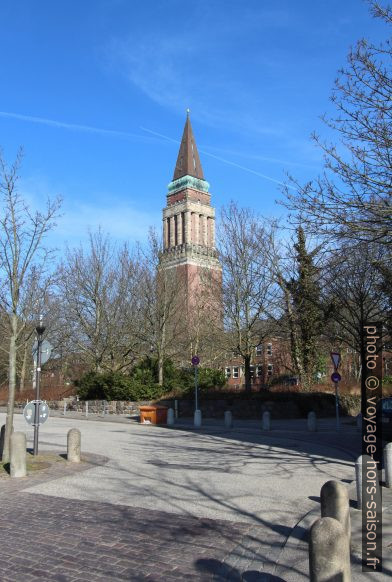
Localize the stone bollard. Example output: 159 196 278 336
309 517 351 581
67 428 81 463
194 409 202 428
85 401 89 418
63 401 67 416
0 424 5 460
167 408 175 426
356 412 362 432
224 411 233 429
307 411 317 432
262 411 270 431
10 432 27 478
320 480 351 544
355 454 381 509
384 443 392 488
1 424 14 460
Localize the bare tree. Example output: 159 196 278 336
138 230 188 385
282 2 392 248
57 230 142 373
218 202 278 391
321 243 388 379
0 150 61 462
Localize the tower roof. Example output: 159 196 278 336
173 112 204 181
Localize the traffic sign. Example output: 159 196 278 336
331 372 341 383
191 356 200 366
330 352 341 370
23 401 50 426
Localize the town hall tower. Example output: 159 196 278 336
159 113 222 326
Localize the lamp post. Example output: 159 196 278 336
33 316 46 456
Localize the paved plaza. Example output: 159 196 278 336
0 412 391 580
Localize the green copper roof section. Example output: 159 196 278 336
167 175 210 195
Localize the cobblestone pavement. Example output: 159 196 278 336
0 468 282 582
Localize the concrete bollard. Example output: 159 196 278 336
262 411 271 431
167 408 175 426
67 428 81 463
174 399 179 419
309 517 351 581
355 454 381 509
1 424 14 460
307 411 317 432
384 443 392 488
356 412 362 432
63 402 67 416
320 480 351 544
224 411 233 429
194 409 202 428
85 401 89 417
10 432 27 478
0 424 5 460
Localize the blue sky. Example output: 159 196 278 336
0 0 388 249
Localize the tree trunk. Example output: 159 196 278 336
3 314 18 463
244 354 252 392
19 342 28 392
158 351 164 386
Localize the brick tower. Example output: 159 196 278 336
159 112 222 335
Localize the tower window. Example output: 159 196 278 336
167 217 171 247
233 367 239 379
181 212 185 243
225 367 231 378
267 343 272 356
256 365 263 377
174 215 178 246
256 344 262 356
267 364 273 376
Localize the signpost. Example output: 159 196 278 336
330 352 341 432
191 356 200 412
33 317 46 455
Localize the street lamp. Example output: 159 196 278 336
33 316 46 455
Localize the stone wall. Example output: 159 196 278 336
24 391 359 419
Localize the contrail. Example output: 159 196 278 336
141 126 296 189
0 111 146 140
0 110 295 189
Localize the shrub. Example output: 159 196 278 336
76 370 169 401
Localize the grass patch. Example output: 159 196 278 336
0 452 66 478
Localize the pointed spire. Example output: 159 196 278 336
173 111 204 181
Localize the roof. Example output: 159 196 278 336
173 112 205 181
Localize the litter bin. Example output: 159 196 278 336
139 405 168 425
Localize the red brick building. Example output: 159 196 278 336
159 112 222 329
159 114 293 385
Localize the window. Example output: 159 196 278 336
250 365 254 378
225 367 231 378
233 367 239 379
174 215 178 246
256 365 263 377
267 364 273 376
256 344 262 356
267 343 272 356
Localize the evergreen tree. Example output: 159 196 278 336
287 227 324 390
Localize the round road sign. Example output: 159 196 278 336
191 356 200 366
23 401 50 426
331 372 341 383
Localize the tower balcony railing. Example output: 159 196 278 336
160 242 219 260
